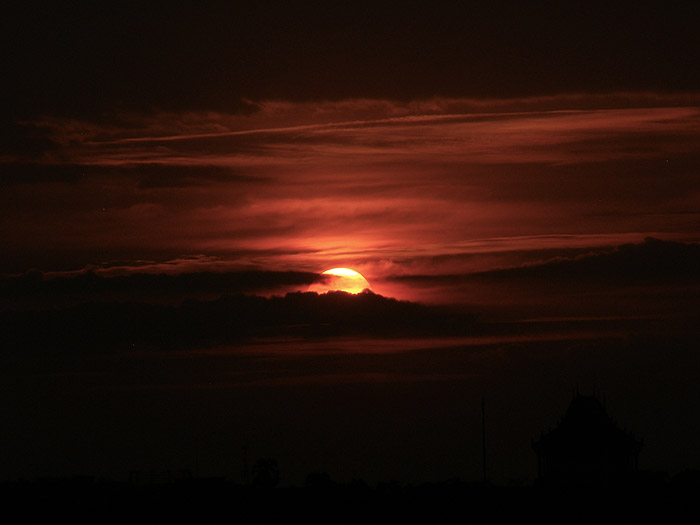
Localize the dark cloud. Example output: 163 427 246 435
387 238 700 318
0 291 478 355
394 238 700 288
480 238 700 286
0 269 322 310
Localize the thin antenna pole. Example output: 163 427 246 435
481 395 487 483
242 444 250 485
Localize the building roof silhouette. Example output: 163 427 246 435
532 392 642 488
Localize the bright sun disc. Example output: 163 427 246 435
308 267 372 294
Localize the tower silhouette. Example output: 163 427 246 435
532 392 642 488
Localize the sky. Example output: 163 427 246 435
2 2 700 486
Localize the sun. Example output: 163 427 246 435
308 268 372 294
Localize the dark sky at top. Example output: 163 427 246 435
4 2 700 119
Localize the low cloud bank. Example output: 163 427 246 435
1 291 478 353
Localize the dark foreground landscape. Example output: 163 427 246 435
4 473 700 523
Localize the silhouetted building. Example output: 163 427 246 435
532 393 642 488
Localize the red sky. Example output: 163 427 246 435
4 93 700 304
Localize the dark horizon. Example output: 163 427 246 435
2 279 699 486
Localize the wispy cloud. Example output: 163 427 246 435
36 102 700 169
4 93 700 297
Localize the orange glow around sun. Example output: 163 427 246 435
307 268 372 294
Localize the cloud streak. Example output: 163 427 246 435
35 101 700 168
3 94 700 302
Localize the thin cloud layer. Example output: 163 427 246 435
387 238 700 316
3 95 700 306
394 238 700 286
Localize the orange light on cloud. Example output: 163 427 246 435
5 93 700 301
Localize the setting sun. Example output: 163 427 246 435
308 268 372 294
